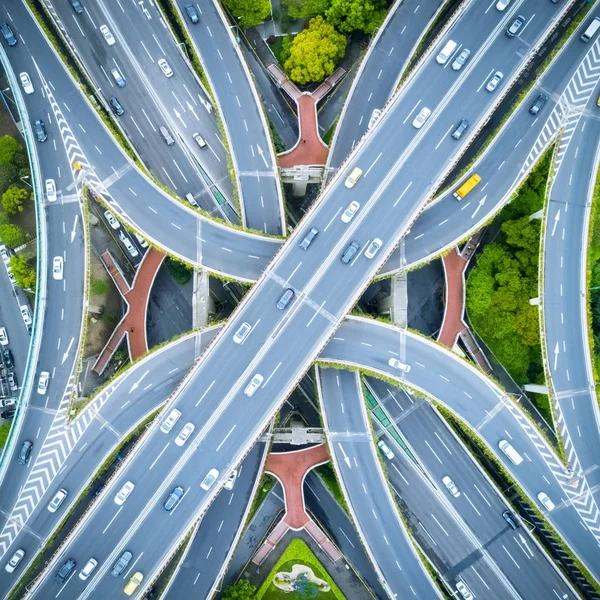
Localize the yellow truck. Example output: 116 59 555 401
453 174 481 200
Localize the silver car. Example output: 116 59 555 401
451 48 470 71
486 71 503 92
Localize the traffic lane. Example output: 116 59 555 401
318 369 365 433
237 175 283 236
163 442 265 600
0 268 29 382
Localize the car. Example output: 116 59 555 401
19 72 34 94
368 108 382 129
244 373 264 397
502 509 520 530
70 0 84 14
388 357 411 373
537 492 555 511
79 558 97 581
160 125 175 146
175 422 195 446
33 119 47 142
377 439 394 460
104 210 120 229
184 4 200 24
163 486 184 511
506 14 526 38
341 241 360 264
45 179 57 202
114 480 135 505
451 119 469 140
20 305 32 327
0 245 9 265
233 322 252 344
158 58 173 77
192 132 207 148
37 371 50 395
1 409 15 419
111 551 132 577
412 107 431 129
1 398 16 408
124 572 143 596
344 167 363 189
55 558 76 584
496 0 511 10
109 96 124 116
456 581 474 600
7 270 16 287
160 408 182 433
451 48 470 71
111 67 126 87
1 23 17 46
299 227 318 250
0 327 8 346
276 288 294 310
224 469 238 490
17 441 33 465
5 549 25 573
48 488 68 513
486 71 503 92
52 256 63 280
442 475 460 498
341 201 360 223
7 372 17 392
100 24 115 45
118 231 139 258
365 238 382 259
200 468 219 491
529 94 548 115
134 234 148 249
3 348 14 368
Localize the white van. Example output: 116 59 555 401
498 439 523 465
581 17 600 42
436 40 457 65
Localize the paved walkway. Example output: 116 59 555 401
92 248 165 375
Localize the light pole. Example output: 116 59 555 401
20 175 32 189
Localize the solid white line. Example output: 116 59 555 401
216 425 236 452
195 380 215 407
149 443 170 470
324 207 342 232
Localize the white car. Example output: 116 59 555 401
377 439 394 460
175 422 195 446
200 468 219 491
442 475 460 498
368 108 381 130
412 107 431 129
365 238 382 259
7 270 16 287
5 549 25 574
118 231 139 258
114 480 135 505
537 492 555 511
37 371 50 395
244 374 263 397
134 234 148 249
52 256 63 280
19 72 34 94
158 58 173 78
233 322 252 344
0 327 8 346
0 245 10 265
100 24 115 45
341 201 360 223
388 357 411 373
486 71 503 92
161 408 182 433
79 558 97 581
224 469 238 490
104 210 120 230
47 488 68 513
456 581 473 600
495 0 510 10
45 178 57 202
20 305 32 327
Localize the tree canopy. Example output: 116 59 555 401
0 223 26 248
8 255 36 290
282 0 330 19
2 185 29 215
325 0 386 34
222 579 257 600
224 0 271 28
283 15 346 84
0 135 22 165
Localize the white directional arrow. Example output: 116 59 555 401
129 369 149 394
518 533 534 558
256 144 270 168
186 101 199 121
338 443 351 468
174 109 186 128
471 195 487 219
61 337 75 365
553 341 559 371
551 209 561 236
71 215 79 243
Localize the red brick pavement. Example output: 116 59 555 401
438 248 467 349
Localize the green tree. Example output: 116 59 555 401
223 0 271 28
0 223 26 248
8 255 36 290
325 0 386 34
282 0 330 19
2 185 29 215
222 579 256 600
283 16 347 84
0 136 22 165
0 164 18 195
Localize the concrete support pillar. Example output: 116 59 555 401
192 269 214 328
291 179 309 197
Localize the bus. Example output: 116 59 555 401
453 174 481 200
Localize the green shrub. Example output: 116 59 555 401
90 279 109 296
166 257 192 285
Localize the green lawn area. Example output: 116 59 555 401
255 539 345 600
0 423 11 448
269 35 291 66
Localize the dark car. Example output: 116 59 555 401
451 119 469 140
502 510 520 530
109 96 125 116
163 486 184 511
529 94 548 116
184 4 199 24
33 119 47 143
341 241 361 264
55 558 76 584
299 227 318 250
69 0 84 14
3 349 14 369
506 15 526 38
1 23 17 47
111 551 132 577
276 288 294 310
17 440 33 465
1 409 15 419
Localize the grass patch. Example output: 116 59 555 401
90 278 109 296
314 463 348 514
269 35 290 65
587 158 600 387
0 423 10 448
255 539 345 600
166 256 192 285
247 473 276 524
322 117 338 146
